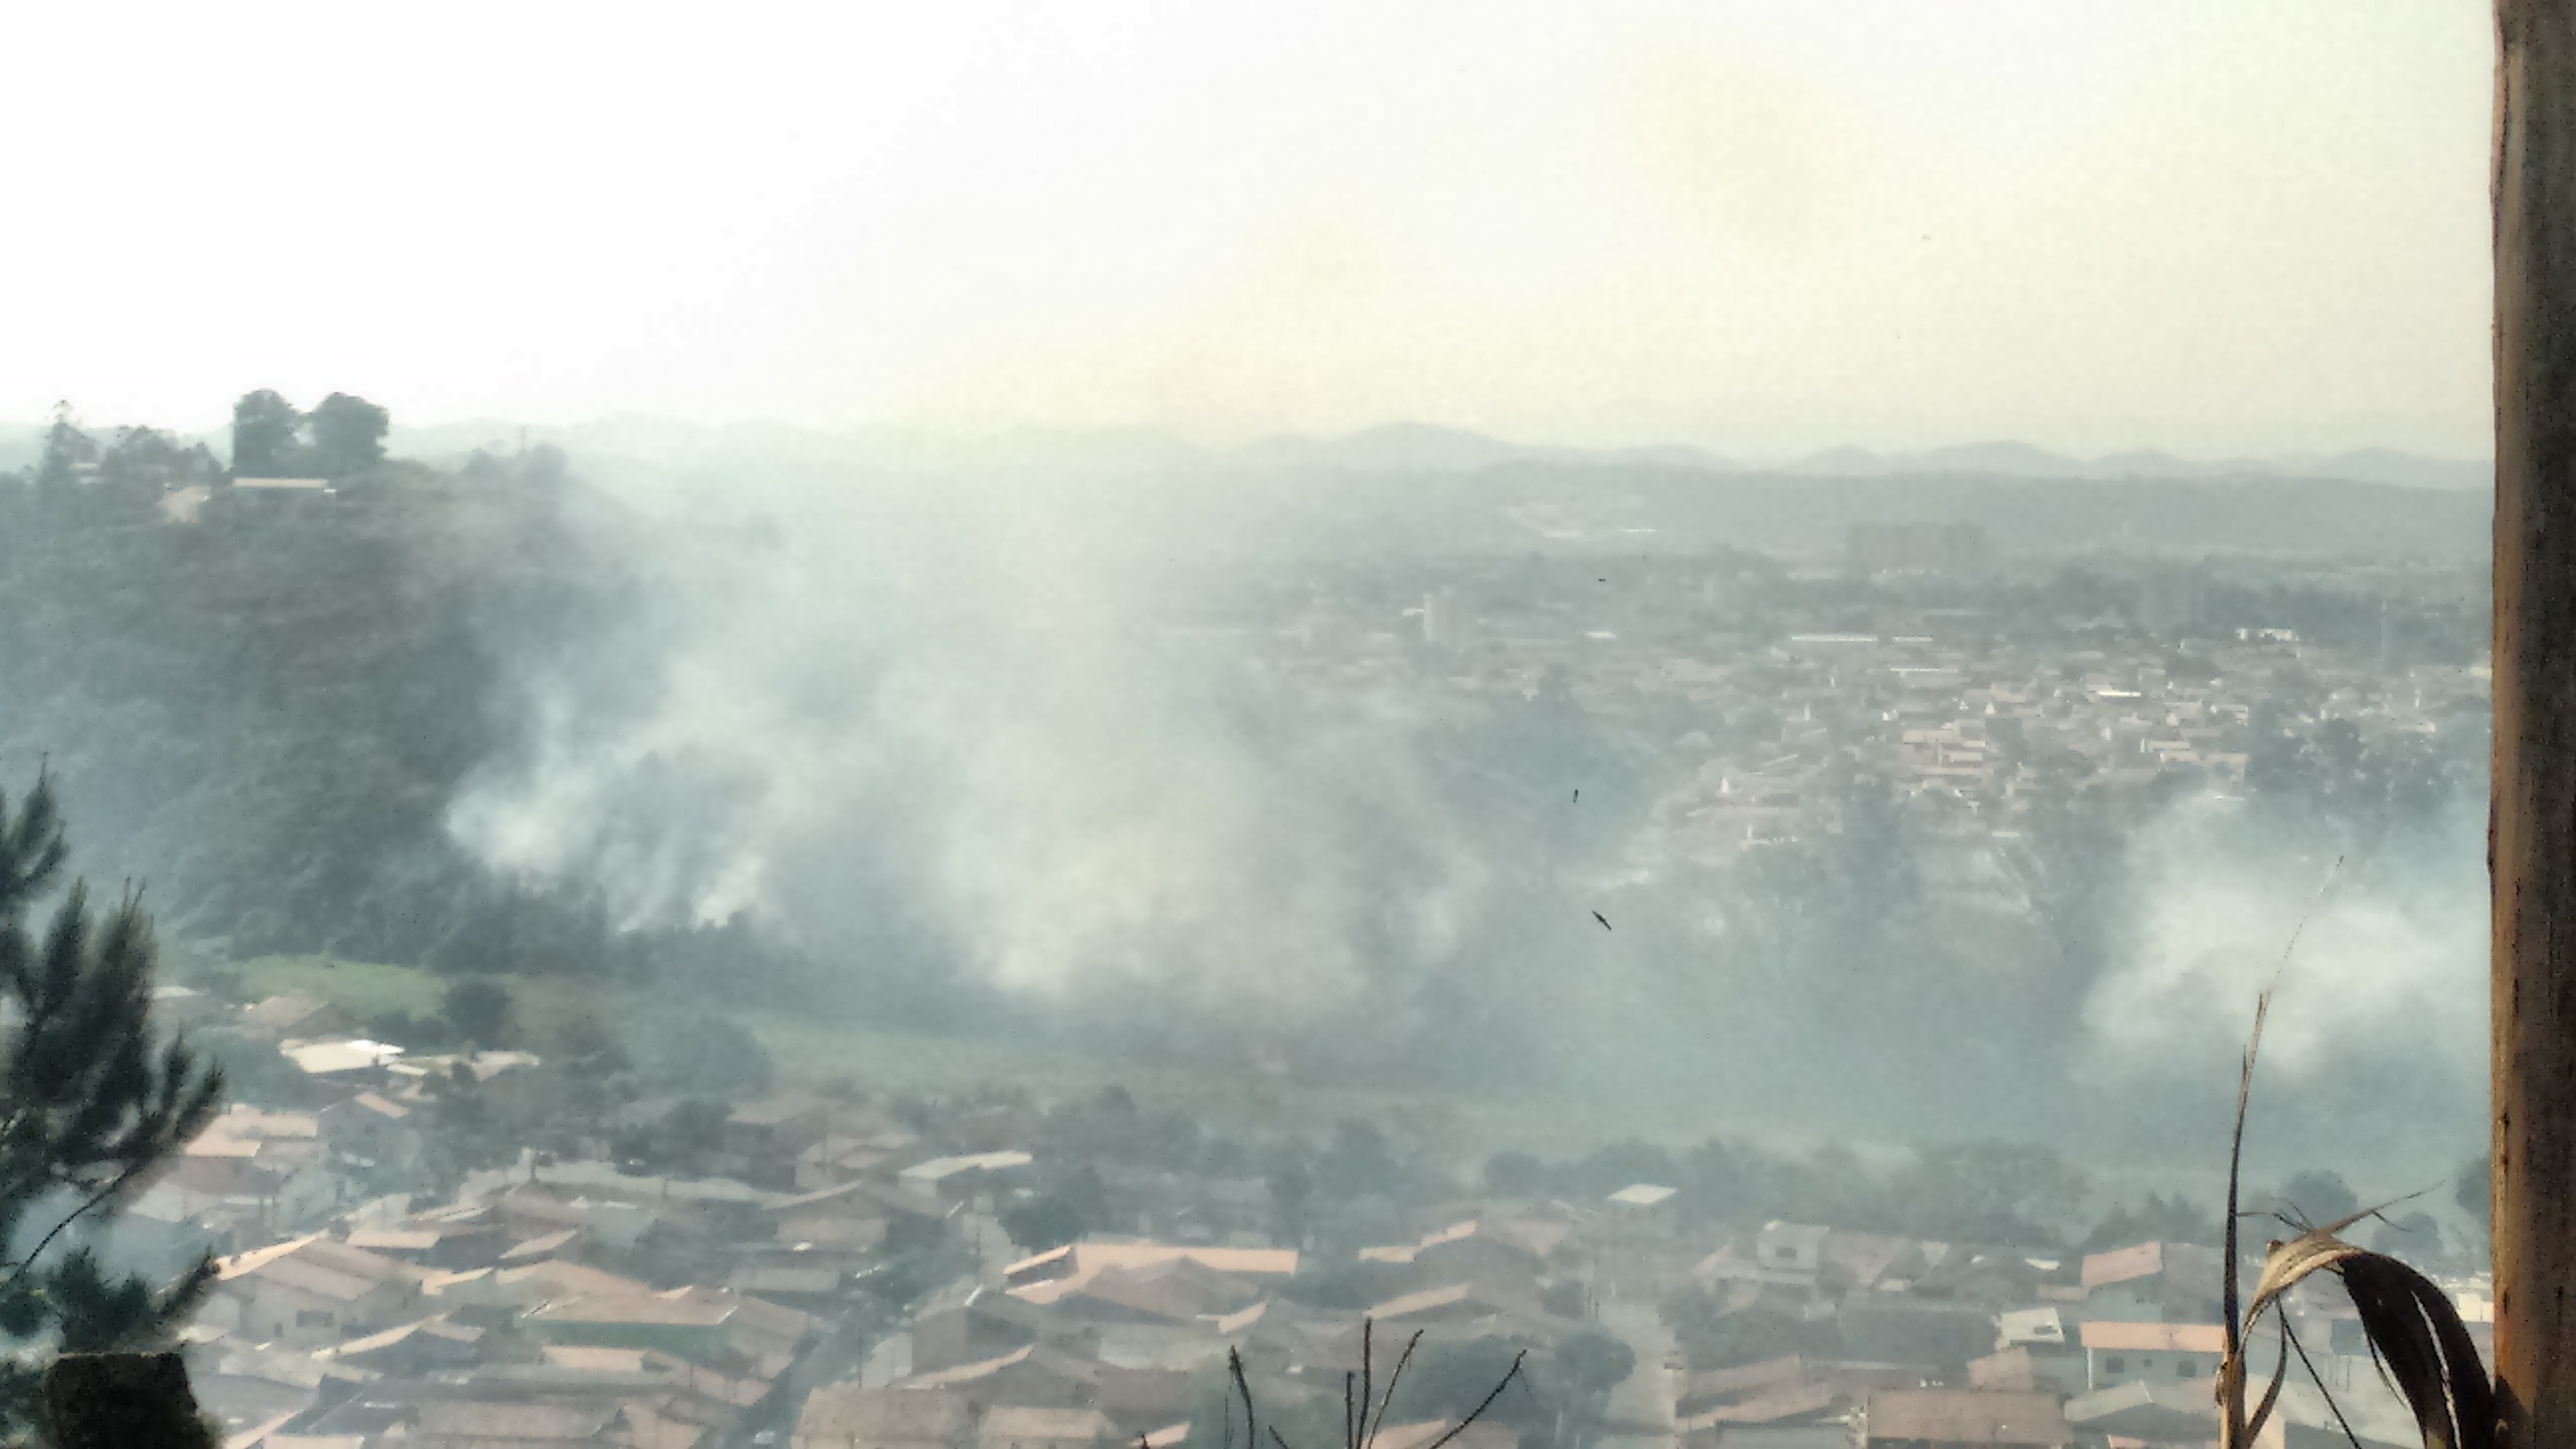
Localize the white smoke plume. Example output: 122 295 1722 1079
440 445 2491 1180
446 462 1493 1035
2077 792 2486 1173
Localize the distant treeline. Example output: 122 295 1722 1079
1176 460 2496 564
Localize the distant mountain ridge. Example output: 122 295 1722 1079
376 417 2492 564
0 417 2493 492
1231 425 2489 490
1772 439 2491 491
383 417 2488 492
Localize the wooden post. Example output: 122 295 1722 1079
2495 6 2576 1446
41 1353 213 1449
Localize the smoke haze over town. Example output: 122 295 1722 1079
0 6 2512 1447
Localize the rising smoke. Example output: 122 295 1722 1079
444 445 2491 1182
2076 790 2487 1174
447 460 1499 1058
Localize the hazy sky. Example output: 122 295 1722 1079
6 2 2494 458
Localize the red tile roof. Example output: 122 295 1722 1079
2076 1321 2226 1354
2080 1242 2163 1290
1866 1390 2069 1447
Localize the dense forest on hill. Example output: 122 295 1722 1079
0 402 804 996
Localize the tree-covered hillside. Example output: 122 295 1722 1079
0 398 764 985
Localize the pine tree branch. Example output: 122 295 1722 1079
0 1157 159 1294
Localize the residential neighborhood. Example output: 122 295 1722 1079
12 505 2484 1449
94 964 2477 1449
0 1 2523 1438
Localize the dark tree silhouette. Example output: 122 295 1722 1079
33 405 97 505
0 774 226 1436
306 393 390 478
1556 1327 1636 1399
1000 1195 1086 1254
228 390 305 475
440 978 513 1046
641 1014 773 1095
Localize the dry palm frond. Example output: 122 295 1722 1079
2217 986 2271 1449
2340 1249 2494 1449
2220 1210 2491 1449
2215 889 2493 1449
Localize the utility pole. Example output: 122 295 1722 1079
2493 6 2576 1445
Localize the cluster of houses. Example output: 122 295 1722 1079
793 1187 2454 1449
1628 619 2482 866
155 1098 947 1446
1639 1226 2448 1449
110 987 2482 1449
792 1209 1563 1449
1256 544 2486 908
785 1155 2499 1449
108 990 931 1447
119 990 535 1267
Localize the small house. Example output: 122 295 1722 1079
1608 1183 1679 1213
318 1094 422 1172
1362 1279 1543 1331
906 1342 1103 1411
279 1038 406 1095
311 1314 484 1374
792 1385 970 1449
2063 1380 2218 1445
2077 1320 2226 1391
911 1291 1071 1373
2080 1241 2223 1324
240 994 355 1043
900 1151 1037 1204
1755 1222 1831 1292
724 1094 833 1185
214 1236 423 1347
1864 1389 2069 1449
1837 1298 1999 1375
980 1406 1118 1449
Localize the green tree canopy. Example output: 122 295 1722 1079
2082 1192 2214 1252
307 393 390 478
33 405 96 504
1888 1140 2089 1244
1555 1327 1637 1400
228 390 303 475
441 978 513 1046
638 1013 773 1096
1000 1194 1086 1254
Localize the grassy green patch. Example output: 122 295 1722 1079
237 955 626 1046
226 954 1807 1166
237 956 448 1019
